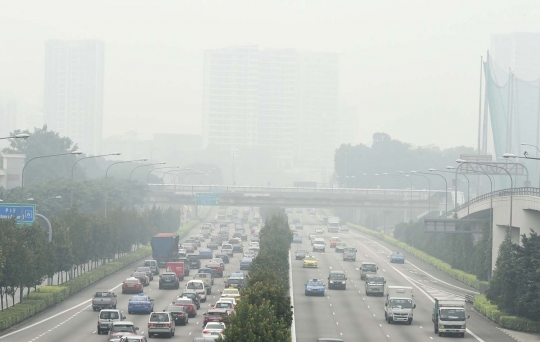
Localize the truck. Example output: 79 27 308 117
432 297 469 337
165 261 185 280
92 291 118 311
365 275 385 296
384 286 415 325
343 247 357 261
327 216 340 233
151 233 180 268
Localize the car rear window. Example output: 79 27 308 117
95 292 112 297
161 274 176 280
187 282 204 289
150 313 170 322
99 311 120 319
187 255 199 261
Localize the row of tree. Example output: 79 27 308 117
488 231 540 321
393 220 492 282
0 205 182 310
219 209 293 342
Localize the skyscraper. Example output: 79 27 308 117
44 40 104 154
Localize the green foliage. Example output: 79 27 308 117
334 133 476 188
474 295 540 333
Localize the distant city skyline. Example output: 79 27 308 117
44 39 104 154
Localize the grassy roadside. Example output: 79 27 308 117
347 222 540 333
0 207 213 333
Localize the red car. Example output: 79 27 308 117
172 297 197 317
206 263 223 278
203 309 230 326
122 277 143 294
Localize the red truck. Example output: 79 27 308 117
166 261 185 281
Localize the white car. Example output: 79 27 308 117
249 242 259 248
202 322 226 340
213 300 234 311
218 297 237 307
221 244 234 256
185 280 207 302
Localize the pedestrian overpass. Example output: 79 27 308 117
147 184 447 210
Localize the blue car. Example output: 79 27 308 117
293 235 302 243
305 279 325 296
127 294 154 314
239 257 253 270
390 252 405 264
199 248 213 259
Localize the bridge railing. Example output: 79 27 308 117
445 187 540 217
148 184 446 201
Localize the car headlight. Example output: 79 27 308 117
329 281 334 283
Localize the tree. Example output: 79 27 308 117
243 276 293 327
3 126 80 185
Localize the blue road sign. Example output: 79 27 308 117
196 193 219 205
0 204 36 224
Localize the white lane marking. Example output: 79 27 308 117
289 251 297 342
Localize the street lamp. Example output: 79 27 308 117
71 152 122 207
130 162 166 181
427 169 449 215
104 158 148 217
432 167 471 216
0 133 30 140
161 168 192 192
21 151 83 223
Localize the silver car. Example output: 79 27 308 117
97 309 125 335
148 312 175 338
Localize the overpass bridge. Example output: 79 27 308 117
146 184 448 210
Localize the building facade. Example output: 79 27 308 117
44 40 105 154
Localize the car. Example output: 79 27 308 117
97 309 125 334
214 253 229 263
293 235 303 243
243 250 256 259
340 225 349 232
224 276 246 289
181 290 202 309
203 309 230 327
164 305 189 326
313 243 325 253
220 287 241 302
239 257 252 270
305 279 325 296
122 277 143 294
233 243 244 253
183 243 195 253
128 294 154 314
249 241 259 248
177 257 191 275
186 238 200 249
303 255 318 268
327 271 347 290
187 254 201 269
190 235 202 247
315 228 324 234
132 271 150 286
330 237 341 248
251 237 260 243
172 297 197 317
335 242 347 253
390 251 405 264
207 242 219 250
92 291 118 311
186 280 207 302
295 250 307 260
295 223 304 230
199 248 214 259
202 322 226 340
193 273 213 293
232 231 243 240
119 336 148 342
206 262 224 278
210 258 226 271
135 266 154 281
108 321 139 341
229 271 246 279
213 300 234 311
197 268 215 285
178 249 187 258
221 244 234 256
147 312 175 338
144 260 159 275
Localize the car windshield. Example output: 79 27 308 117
95 292 112 297
206 323 225 330
343 248 356 253
137 267 150 272
100 311 120 319
166 305 184 312
389 299 413 309
150 313 169 322
304 256 316 261
125 279 139 283
307 280 323 286
175 299 193 305
297 250 306 254
215 302 232 309
367 276 385 283
392 253 403 257
133 272 146 277
129 296 148 301
227 279 243 284
440 308 466 321
187 255 199 261
161 274 176 280
222 289 239 295
222 245 232 249
187 282 204 289
195 273 208 278
112 324 135 332
362 264 377 271
330 273 345 279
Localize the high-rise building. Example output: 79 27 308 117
203 46 341 173
491 33 540 81
0 95 17 139
44 40 105 154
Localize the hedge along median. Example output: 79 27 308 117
347 223 540 333
0 246 151 332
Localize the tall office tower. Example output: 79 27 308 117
491 33 540 81
203 46 259 151
0 95 17 138
44 40 104 154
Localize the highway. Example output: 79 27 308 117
0 219 246 342
290 211 516 342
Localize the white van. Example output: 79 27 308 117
313 238 326 252
186 280 207 302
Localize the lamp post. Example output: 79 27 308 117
104 158 148 217
506 150 540 187
426 169 449 215
408 171 431 215
431 168 471 216
161 168 191 192
0 133 30 140
21 151 83 224
71 152 122 207
130 162 166 181
456 159 514 232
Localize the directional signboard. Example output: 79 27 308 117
0 204 36 225
196 193 220 206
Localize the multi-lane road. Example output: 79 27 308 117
0 220 245 342
290 212 516 342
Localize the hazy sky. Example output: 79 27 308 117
2 0 540 148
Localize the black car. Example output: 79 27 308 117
181 290 202 309
159 272 180 289
232 244 243 253
187 254 201 269
207 242 218 250
215 253 230 263
327 271 347 290
295 250 307 260
165 305 189 325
